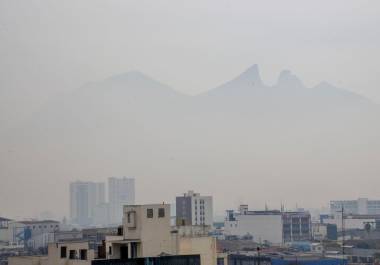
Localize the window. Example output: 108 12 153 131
60 246 67 258
217 257 225 265
69 250 77 259
127 213 131 223
147 208 153 218
80 249 87 260
158 208 165 218
109 246 112 255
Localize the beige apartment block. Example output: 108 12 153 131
8 241 94 265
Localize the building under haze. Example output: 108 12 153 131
330 198 380 215
176 190 213 226
224 205 311 244
70 181 105 226
108 177 135 225
8 220 60 249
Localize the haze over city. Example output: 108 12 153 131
1 0 380 221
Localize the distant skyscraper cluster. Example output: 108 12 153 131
69 177 135 226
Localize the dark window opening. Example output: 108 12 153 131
147 208 153 218
158 208 165 218
60 246 67 258
69 250 77 259
80 249 87 260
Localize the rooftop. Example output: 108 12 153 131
17 220 59 225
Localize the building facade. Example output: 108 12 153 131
105 203 218 265
176 191 213 226
70 181 106 226
8 220 60 249
224 205 311 245
224 207 283 244
108 177 135 225
282 212 311 242
8 241 94 265
330 198 380 215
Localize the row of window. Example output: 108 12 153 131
27 224 59 230
147 208 165 218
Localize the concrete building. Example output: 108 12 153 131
70 181 105 226
312 223 337 241
8 241 94 265
176 190 213 226
330 198 380 215
282 211 311 242
104 203 218 265
108 177 135 225
224 207 283 244
224 205 311 245
8 220 60 249
0 217 12 244
323 213 380 231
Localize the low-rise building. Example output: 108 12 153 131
0 217 12 244
8 220 60 249
312 223 337 241
322 213 380 231
224 205 311 245
8 241 94 265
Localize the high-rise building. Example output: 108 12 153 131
176 190 213 226
108 177 135 224
70 181 105 226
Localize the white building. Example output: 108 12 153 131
224 205 311 245
224 206 283 245
70 181 105 226
323 213 378 231
108 177 135 225
330 198 380 215
0 217 11 244
176 191 213 226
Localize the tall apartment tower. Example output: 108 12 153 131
176 190 213 226
108 177 135 224
69 181 105 226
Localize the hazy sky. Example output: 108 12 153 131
1 0 380 121
1 0 380 219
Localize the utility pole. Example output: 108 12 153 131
342 205 344 256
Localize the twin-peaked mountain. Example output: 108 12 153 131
1 65 379 211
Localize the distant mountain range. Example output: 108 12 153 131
1 65 379 217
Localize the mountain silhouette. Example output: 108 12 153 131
1 65 379 217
